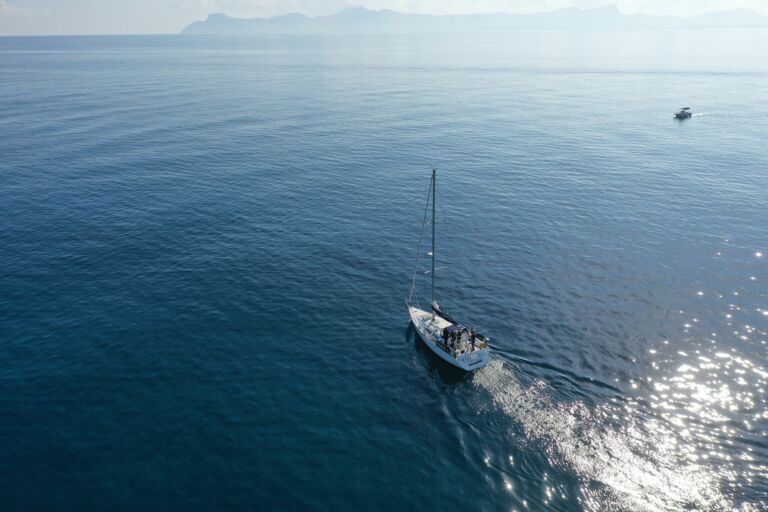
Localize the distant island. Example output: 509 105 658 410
182 6 768 34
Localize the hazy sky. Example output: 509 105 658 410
1 0 766 35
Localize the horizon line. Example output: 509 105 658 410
202 5 765 22
2 5 767 38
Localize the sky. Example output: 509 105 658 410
0 0 766 35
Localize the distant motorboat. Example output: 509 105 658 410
674 107 693 119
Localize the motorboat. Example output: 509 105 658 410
674 107 692 119
406 169 490 371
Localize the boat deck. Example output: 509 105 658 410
409 306 487 356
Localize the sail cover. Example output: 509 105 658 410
432 304 463 327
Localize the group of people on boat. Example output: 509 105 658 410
441 324 479 352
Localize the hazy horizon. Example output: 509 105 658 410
2 0 768 36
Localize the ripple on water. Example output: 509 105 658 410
467 241 767 511
473 359 734 511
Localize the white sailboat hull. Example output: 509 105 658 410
408 306 489 371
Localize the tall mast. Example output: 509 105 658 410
431 168 436 308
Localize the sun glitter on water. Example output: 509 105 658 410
472 247 768 511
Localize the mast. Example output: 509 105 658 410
431 168 436 309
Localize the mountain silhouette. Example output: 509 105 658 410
182 6 768 34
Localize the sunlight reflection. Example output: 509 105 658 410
474 246 767 511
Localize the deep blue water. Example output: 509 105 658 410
1 32 767 511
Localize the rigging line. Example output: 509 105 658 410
436 173 452 306
408 173 434 306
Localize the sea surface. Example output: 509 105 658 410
1 30 767 511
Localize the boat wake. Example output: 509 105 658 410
473 360 740 512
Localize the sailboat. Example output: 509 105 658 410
407 169 490 371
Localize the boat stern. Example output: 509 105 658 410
456 346 490 371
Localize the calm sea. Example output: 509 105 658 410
1 31 767 511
